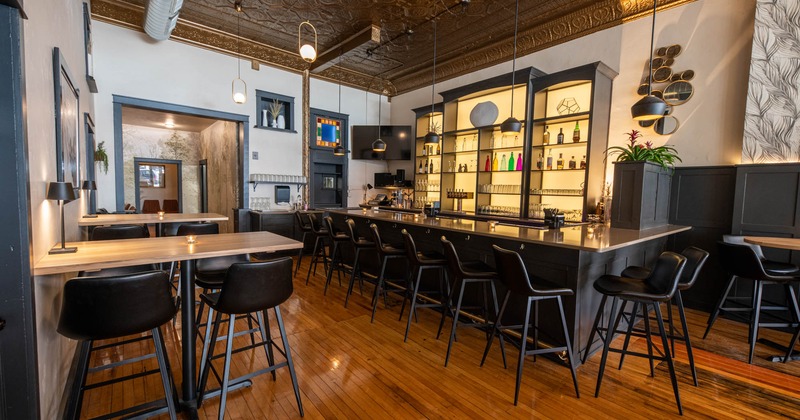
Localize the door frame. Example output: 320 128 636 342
134 157 183 213
0 4 40 418
112 95 249 212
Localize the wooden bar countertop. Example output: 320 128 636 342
332 209 690 253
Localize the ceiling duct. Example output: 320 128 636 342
143 0 184 41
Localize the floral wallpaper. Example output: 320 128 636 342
743 0 800 163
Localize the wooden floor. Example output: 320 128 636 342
80 257 800 419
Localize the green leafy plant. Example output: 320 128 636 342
606 130 681 169
94 141 109 174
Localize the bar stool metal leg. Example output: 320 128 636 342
653 302 683 415
152 327 178 420
675 291 698 386
594 297 620 397
582 294 608 364
294 231 308 276
703 275 737 339
345 248 362 308
275 306 304 417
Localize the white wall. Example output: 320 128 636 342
93 22 390 210
391 0 756 179
23 0 96 417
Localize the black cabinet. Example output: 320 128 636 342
249 211 296 239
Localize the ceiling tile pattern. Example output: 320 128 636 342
93 0 696 95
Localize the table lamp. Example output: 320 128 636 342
81 180 98 218
47 181 77 254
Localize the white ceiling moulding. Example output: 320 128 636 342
143 0 183 41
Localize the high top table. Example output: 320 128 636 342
34 231 303 417
78 212 229 238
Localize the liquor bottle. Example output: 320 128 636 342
418 160 423 174
501 154 507 171
516 153 523 171
422 146 427 156
580 155 587 169
557 128 564 144
557 153 564 170
508 152 515 171
429 160 434 174
461 137 466 152
424 159 429 174
536 153 543 170
573 121 580 143
492 154 499 171
484 155 490 172
543 126 551 145
490 134 496 149
472 134 477 150
436 144 441 155
568 155 576 169
546 150 553 170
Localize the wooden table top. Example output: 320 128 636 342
744 236 800 251
34 231 302 276
78 212 228 226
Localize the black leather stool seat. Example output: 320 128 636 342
763 261 800 275
594 275 672 300
352 236 375 248
459 260 497 279
379 243 405 255
399 230 450 342
78 264 159 278
417 251 446 266
90 224 149 240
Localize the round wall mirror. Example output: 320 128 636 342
639 119 656 128
654 116 679 135
666 44 682 57
653 66 673 83
663 81 693 105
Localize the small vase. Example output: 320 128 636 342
270 117 278 128
261 109 268 127
277 114 286 129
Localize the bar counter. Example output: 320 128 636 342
328 208 690 362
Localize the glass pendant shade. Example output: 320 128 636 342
333 144 345 156
232 78 247 104
500 116 522 135
424 131 440 146
372 139 386 152
631 94 667 121
298 21 318 63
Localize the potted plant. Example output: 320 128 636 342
268 99 284 129
607 130 681 229
94 141 109 174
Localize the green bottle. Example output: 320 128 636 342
508 152 515 171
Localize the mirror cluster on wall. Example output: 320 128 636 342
636 44 694 135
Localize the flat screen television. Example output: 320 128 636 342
351 125 412 160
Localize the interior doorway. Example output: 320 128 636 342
134 158 182 213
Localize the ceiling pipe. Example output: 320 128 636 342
144 0 184 41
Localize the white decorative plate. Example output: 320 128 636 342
469 101 499 128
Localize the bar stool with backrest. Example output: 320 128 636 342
368 223 408 322
294 211 314 276
58 270 177 420
197 257 303 419
399 229 449 342
438 236 506 367
587 252 686 415
90 224 150 240
162 199 179 213
343 218 375 307
481 245 579 405
141 199 161 214
305 213 329 284
613 246 709 386
703 241 800 363
323 216 351 295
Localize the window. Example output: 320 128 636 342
139 164 165 188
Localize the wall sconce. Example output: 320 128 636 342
298 21 318 63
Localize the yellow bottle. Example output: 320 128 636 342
492 154 499 171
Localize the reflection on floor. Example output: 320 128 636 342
80 258 800 419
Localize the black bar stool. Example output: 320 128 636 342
197 257 303 419
90 224 149 240
616 246 709 386
58 270 177 420
437 236 505 367
368 223 407 322
481 245 579 405
343 218 375 308
587 252 686 415
399 229 449 342
294 211 313 276
704 241 800 363
305 213 329 285
323 216 351 295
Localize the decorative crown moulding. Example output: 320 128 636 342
92 0 695 96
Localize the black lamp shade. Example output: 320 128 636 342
631 94 668 121
81 180 97 190
372 139 386 152
423 131 440 146
500 117 522 135
47 181 76 201
333 145 346 156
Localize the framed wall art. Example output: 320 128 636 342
53 47 81 199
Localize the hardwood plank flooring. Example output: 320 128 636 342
78 257 800 419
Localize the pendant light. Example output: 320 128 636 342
423 18 440 146
333 52 347 156
372 88 386 152
500 0 522 135
631 0 667 121
231 3 246 104
298 20 318 63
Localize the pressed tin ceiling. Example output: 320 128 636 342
92 0 695 96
